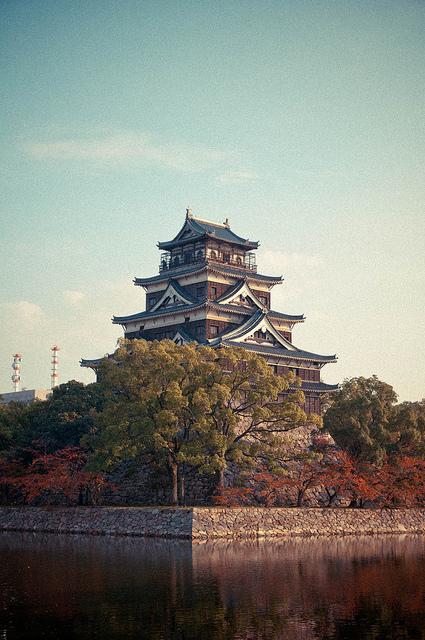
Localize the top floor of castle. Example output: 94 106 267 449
157 208 259 274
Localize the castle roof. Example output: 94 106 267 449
221 340 337 363
134 264 282 287
113 300 304 328
158 212 259 250
299 381 339 392
268 310 305 322
80 357 105 369
113 301 205 324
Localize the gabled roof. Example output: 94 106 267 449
172 327 196 344
216 279 267 310
158 212 259 250
134 264 282 287
210 309 296 350
149 279 199 312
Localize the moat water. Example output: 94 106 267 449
0 532 424 639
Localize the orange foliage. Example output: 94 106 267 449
211 451 425 508
374 456 425 507
212 487 253 506
1 446 107 505
318 451 380 506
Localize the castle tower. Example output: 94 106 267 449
82 210 337 414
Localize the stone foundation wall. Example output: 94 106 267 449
0 507 193 538
1 506 425 539
103 463 217 506
191 507 425 538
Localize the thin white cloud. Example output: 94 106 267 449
63 290 86 306
26 132 242 174
216 170 257 185
0 301 46 328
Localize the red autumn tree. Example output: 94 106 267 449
374 456 425 507
4 446 107 505
212 486 253 506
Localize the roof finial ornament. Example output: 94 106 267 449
186 206 192 219
223 217 230 228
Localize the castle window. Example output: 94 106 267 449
259 296 267 306
211 286 217 297
236 256 242 265
185 317 190 322
210 325 219 336
210 250 217 260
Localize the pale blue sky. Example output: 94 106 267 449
0 0 424 400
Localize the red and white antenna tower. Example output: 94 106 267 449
51 345 60 389
12 354 22 392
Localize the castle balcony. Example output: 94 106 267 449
159 251 257 273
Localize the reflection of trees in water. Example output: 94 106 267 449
193 537 425 639
0 533 424 639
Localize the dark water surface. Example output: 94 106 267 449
0 532 424 640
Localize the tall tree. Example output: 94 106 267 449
390 400 425 458
87 340 307 504
13 381 107 454
323 376 398 464
87 340 223 505
197 345 309 487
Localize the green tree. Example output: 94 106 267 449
198 346 308 487
390 400 425 458
323 376 398 464
18 380 107 453
87 340 223 505
87 340 307 504
0 401 25 452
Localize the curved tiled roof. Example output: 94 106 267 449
299 381 339 392
113 300 206 324
134 264 282 287
80 357 104 369
268 310 305 322
221 340 337 363
113 299 305 327
158 215 259 250
208 263 282 283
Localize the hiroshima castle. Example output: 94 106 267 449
82 209 337 414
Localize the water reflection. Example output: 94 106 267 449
0 532 424 639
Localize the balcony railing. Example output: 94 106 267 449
159 251 257 273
